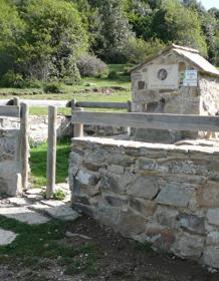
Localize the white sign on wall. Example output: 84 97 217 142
183 70 198 87
148 64 179 90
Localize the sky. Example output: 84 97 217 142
201 0 219 10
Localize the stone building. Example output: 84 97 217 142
131 44 219 142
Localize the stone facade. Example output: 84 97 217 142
0 129 22 196
69 136 219 269
131 45 219 142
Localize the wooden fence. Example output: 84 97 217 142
71 111 219 137
0 98 130 198
2 97 219 197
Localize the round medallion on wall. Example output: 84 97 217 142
157 68 168 81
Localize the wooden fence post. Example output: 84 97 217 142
13 97 20 106
46 106 57 199
20 103 29 190
127 100 132 136
71 99 84 138
127 100 132 112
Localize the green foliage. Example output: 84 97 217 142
0 0 25 78
30 138 71 188
123 37 165 63
21 0 88 81
1 0 219 86
0 70 24 88
0 0 88 85
152 0 207 55
108 71 120 80
43 82 63 94
77 54 109 77
94 0 134 63
52 189 66 201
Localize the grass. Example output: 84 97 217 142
0 216 98 278
30 137 71 188
0 64 132 115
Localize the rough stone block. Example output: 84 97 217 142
76 169 99 186
108 164 124 175
85 149 109 164
127 176 160 200
153 206 179 229
206 231 219 245
207 208 219 226
104 194 128 207
177 213 205 235
156 184 195 208
107 154 134 166
99 172 135 194
117 208 147 237
171 233 204 259
197 181 219 207
0 207 50 224
96 203 120 227
0 229 17 246
203 246 219 268
145 223 175 251
129 198 156 218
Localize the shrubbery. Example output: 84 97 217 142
0 0 88 86
77 54 109 77
43 83 63 94
123 37 165 64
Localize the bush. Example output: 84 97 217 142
52 189 66 201
107 70 120 80
62 63 81 85
23 79 42 89
77 54 109 77
123 37 166 64
43 82 63 94
0 70 25 88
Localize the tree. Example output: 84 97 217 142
21 0 88 81
94 0 134 62
152 0 207 56
0 0 25 78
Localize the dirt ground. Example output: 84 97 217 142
1 215 219 281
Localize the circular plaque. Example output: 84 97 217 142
157 68 168 81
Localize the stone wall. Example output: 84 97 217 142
0 129 22 196
69 137 219 269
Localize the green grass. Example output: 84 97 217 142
0 64 132 115
0 216 98 278
30 137 71 188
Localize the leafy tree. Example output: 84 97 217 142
20 0 88 81
123 37 165 63
74 0 102 53
0 0 25 78
94 0 134 62
152 0 207 55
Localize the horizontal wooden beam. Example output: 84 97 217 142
0 99 129 109
0 99 70 108
71 111 219 132
0 106 20 118
75 101 128 109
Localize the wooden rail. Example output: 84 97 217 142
0 105 20 117
71 111 219 136
0 98 131 110
75 101 129 109
0 98 69 108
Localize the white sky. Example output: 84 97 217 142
201 0 219 10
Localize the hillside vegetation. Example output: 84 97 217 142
0 0 218 90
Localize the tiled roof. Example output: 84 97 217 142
131 44 219 77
